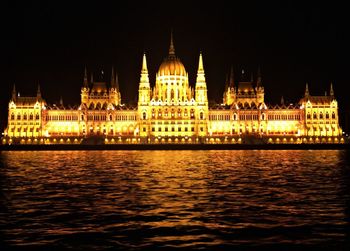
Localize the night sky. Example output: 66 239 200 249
1 1 349 132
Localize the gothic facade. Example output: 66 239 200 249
2 36 344 144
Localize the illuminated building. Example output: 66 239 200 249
2 34 344 144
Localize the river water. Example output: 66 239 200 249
0 150 349 250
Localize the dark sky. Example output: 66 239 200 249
1 1 349 131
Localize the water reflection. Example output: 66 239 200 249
0 150 349 249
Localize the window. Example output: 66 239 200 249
307 113 311 119
29 114 33 120
165 127 168 132
142 112 147 120
11 113 15 120
158 127 161 132
313 113 317 119
143 127 146 132
17 114 21 120
200 112 204 120
35 114 39 120
261 114 265 120
109 114 112 121
332 112 335 119
319 113 323 119
191 127 194 132
152 127 155 132
326 112 329 119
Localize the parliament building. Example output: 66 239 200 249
2 35 344 144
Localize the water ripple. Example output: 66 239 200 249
0 150 350 250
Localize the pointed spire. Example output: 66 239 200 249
196 52 206 86
169 30 175 57
330 82 334 96
257 66 262 86
305 82 309 97
111 66 116 87
198 52 204 73
90 72 94 83
115 71 120 91
225 74 229 90
12 84 16 100
37 84 41 98
141 52 148 74
229 66 235 87
281 96 284 105
59 96 63 106
250 72 254 82
83 66 88 87
139 52 150 87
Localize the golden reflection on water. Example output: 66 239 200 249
0 150 349 249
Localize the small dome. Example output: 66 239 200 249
158 57 186 77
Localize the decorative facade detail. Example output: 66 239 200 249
2 35 344 144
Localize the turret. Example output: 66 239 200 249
37 84 41 99
110 66 121 106
12 84 16 101
330 82 334 97
304 82 310 97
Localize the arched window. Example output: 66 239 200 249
158 109 162 118
11 113 14 120
171 89 174 100
319 112 323 119
261 113 265 120
17 114 21 120
142 112 147 120
190 109 195 119
152 109 155 118
23 114 27 120
96 103 101 110
29 113 33 120
313 113 317 119
200 112 204 120
171 109 175 118
332 112 336 119
307 113 311 119
184 109 188 117
89 103 94 110
109 114 112 121
35 114 39 120
326 112 329 119
177 109 182 118
233 113 237 120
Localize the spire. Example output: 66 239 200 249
281 96 284 105
250 72 254 82
59 96 63 106
139 52 150 87
330 82 334 96
37 84 41 98
225 74 229 90
111 66 116 88
197 52 204 74
169 30 175 57
141 52 148 74
83 66 88 87
196 52 206 85
12 84 16 100
305 82 309 97
115 71 120 91
90 72 94 83
257 66 262 86
229 66 235 87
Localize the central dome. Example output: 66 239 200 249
157 33 187 77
